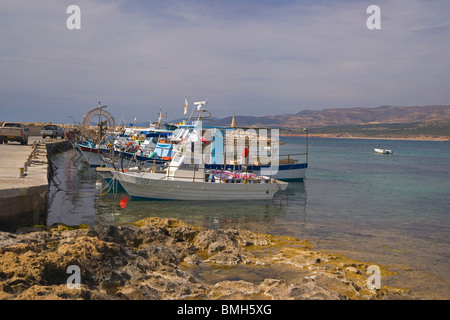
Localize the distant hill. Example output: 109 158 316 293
212 105 450 129
307 121 450 140
160 105 449 139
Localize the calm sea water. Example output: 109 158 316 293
47 137 450 299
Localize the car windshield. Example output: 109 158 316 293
43 125 55 129
4 123 21 127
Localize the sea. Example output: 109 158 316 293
47 137 450 299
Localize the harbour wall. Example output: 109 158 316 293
0 139 72 232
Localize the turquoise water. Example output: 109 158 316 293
47 137 450 298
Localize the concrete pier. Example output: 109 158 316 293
0 137 72 231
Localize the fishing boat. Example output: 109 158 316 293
74 141 109 167
169 101 309 181
112 152 288 200
73 104 177 167
86 100 308 186
96 141 173 183
374 148 393 154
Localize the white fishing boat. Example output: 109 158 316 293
74 142 110 166
112 152 288 200
374 148 393 154
169 101 309 181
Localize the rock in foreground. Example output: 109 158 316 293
0 218 408 300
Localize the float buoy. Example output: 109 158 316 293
66 131 76 141
119 196 129 209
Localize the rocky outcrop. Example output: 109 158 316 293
0 218 409 300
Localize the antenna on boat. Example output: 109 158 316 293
186 99 215 125
195 101 207 110
157 107 165 126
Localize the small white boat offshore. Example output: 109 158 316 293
374 148 393 154
112 153 288 201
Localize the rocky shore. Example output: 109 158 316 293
0 217 409 300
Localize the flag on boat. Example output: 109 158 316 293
184 97 188 115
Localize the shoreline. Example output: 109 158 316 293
17 122 449 142
281 133 450 141
0 217 413 300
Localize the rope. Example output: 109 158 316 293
48 153 115 198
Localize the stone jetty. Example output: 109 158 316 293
0 138 71 232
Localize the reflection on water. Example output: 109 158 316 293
99 182 308 234
48 149 308 233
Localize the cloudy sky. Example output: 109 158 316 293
1 0 449 124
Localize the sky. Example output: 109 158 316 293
1 0 449 124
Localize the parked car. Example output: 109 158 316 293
40 124 65 139
0 122 29 145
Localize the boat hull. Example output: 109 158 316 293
113 171 288 201
75 144 107 167
374 148 393 154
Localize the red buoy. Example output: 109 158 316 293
119 196 129 209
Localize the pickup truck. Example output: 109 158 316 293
0 122 30 145
40 124 65 139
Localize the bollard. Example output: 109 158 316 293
18 167 25 178
24 162 28 172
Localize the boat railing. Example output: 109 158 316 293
156 151 280 184
106 126 309 182
162 164 275 184
115 145 306 182
278 153 308 164
110 150 309 173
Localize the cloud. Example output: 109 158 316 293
0 0 449 123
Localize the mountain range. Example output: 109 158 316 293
128 105 449 139
210 105 450 129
